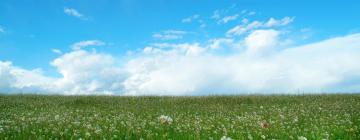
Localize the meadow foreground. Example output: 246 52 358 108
0 95 359 140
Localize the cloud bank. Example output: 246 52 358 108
1 32 360 95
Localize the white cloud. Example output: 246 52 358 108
241 10 247 14
240 10 256 16
0 62 17 92
248 11 256 16
0 61 55 93
211 10 221 20
245 29 280 54
265 17 294 27
71 40 105 50
3 8 359 95
207 38 235 49
181 15 199 23
217 14 239 24
0 50 127 95
64 8 86 19
226 21 263 36
181 14 206 28
199 20 206 28
52 49 62 54
50 50 126 95
163 30 187 34
241 18 249 24
122 33 360 95
0 27 4 33
2 33 360 95
226 17 294 36
145 43 205 56
152 30 187 40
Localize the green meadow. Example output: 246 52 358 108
0 94 359 140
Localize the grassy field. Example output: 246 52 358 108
0 95 359 140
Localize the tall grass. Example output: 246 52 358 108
0 94 359 139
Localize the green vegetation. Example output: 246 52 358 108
0 95 359 140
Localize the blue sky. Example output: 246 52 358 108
1 0 360 95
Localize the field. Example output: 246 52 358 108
0 95 359 140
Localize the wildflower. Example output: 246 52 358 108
85 132 91 137
54 115 60 120
298 136 307 140
279 114 285 119
261 135 266 139
94 128 102 134
260 120 270 129
159 115 173 125
323 132 329 140
220 136 232 140
293 117 299 123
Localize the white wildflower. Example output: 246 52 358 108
85 132 91 137
54 115 60 120
159 115 173 125
220 136 232 140
94 128 102 134
293 117 299 123
298 136 307 140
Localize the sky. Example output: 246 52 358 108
1 0 360 95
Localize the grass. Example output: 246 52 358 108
0 94 359 140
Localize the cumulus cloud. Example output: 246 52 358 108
71 40 105 50
245 29 280 54
152 30 187 40
0 62 17 92
2 32 360 95
50 50 126 95
122 33 360 95
0 61 55 93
